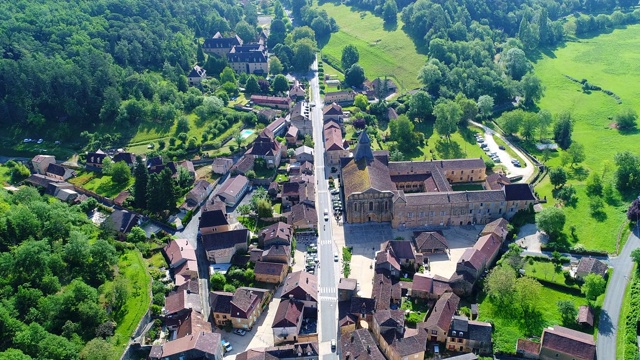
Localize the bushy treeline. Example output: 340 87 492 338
0 0 253 141
0 187 123 359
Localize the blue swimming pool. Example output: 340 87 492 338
240 129 254 139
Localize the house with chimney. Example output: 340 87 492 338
203 32 243 56
210 291 233 327
281 271 318 308
445 315 493 355
199 206 231 236
180 180 214 212
323 121 349 166
340 328 386 360
259 222 293 247
148 331 223 360
254 261 289 284
231 287 269 329
372 309 428 360
289 80 306 100
272 298 305 344
163 239 198 287
188 65 207 86
371 271 401 310
164 289 202 318
290 101 312 136
213 158 234 175
411 273 452 300
32 155 56 175
227 44 269 75
165 309 211 341
422 292 460 343
322 103 344 123
201 228 249 264
246 128 282 168
86 149 108 169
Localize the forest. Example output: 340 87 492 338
0 187 125 359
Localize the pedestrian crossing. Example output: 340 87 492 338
319 295 337 302
318 239 333 245
319 286 337 294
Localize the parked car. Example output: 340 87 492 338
233 329 247 336
222 340 232 352
499 145 506 150
334 254 339 262
331 339 336 351
477 138 484 143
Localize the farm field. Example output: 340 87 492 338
318 2 425 92
530 25 640 252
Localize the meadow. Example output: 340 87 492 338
318 2 425 92
528 24 640 252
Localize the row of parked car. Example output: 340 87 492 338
305 244 318 274
476 134 521 167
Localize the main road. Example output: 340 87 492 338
309 57 340 359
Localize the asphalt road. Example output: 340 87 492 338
309 57 340 359
596 226 640 359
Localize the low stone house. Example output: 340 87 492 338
272 299 305 345
254 261 289 284
210 291 233 327
445 315 493 355
422 292 460 343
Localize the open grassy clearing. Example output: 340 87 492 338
318 3 425 92
70 171 133 199
107 250 151 356
529 25 640 252
478 283 591 354
523 258 580 289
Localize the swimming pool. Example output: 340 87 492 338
240 129 254 139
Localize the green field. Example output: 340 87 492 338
70 171 133 199
478 283 591 354
318 3 425 92
531 25 640 252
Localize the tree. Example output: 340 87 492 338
549 167 568 189
566 142 586 167
556 185 577 205
614 108 638 130
538 109 553 141
256 198 273 218
521 74 545 106
390 150 404 161
614 151 640 193
235 20 257 43
499 109 524 136
631 247 640 265
581 273 606 301
272 74 289 93
111 278 129 313
354 94 368 111
345 63 365 87
455 94 477 124
417 62 442 94
80 338 116 360
133 157 148 209
245 75 260 94
269 56 284 75
536 206 566 237
520 112 539 141
389 115 420 153
382 0 398 24
292 39 316 72
341 45 359 71
237 204 251 216
220 67 236 84
628 198 640 223
101 157 113 175
8 162 31 184
503 48 530 80
408 91 433 122
223 284 236 293
554 112 573 150
210 272 227 291
433 100 462 141
586 171 604 196
557 300 578 326
126 226 147 243
484 265 516 307
477 95 494 119
111 161 131 186
515 276 542 315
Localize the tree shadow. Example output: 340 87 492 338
435 139 464 159
414 121 434 140
597 308 614 336
383 20 398 32
458 126 478 144
521 309 545 336
618 127 640 136
591 209 608 222
569 165 589 181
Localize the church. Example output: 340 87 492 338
339 132 536 229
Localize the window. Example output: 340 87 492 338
458 338 463 343
471 169 474 173
385 201 388 210
420 211 425 217
452 331 457 336
369 202 374 211
469 210 473 214
487 209 491 213
408 212 413 218
431 330 438 335
461 171 464 174
354 203 358 211
216 314 220 318
440 211 445 216
499 208 502 214
480 203 483 206
451 171 455 175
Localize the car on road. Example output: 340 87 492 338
221 339 232 352
310 103 316 107
499 145 506 150
331 189 339 195
324 209 329 215
331 339 336 351
324 215 329 221
233 329 246 336
334 254 339 262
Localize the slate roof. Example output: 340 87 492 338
204 32 242 49
188 65 206 78
199 209 229 229
541 326 595 360
424 292 460 332
86 150 107 165
349 296 376 315
46 163 66 177
468 320 493 343
105 209 139 233
504 183 536 201
415 231 449 252
576 257 608 278
272 299 304 328
341 328 386 360
281 271 318 302
201 229 249 253
382 240 416 260
209 291 233 314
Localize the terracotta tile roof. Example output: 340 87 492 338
323 120 341 130
151 331 220 359
209 291 233 314
250 95 291 106
262 244 290 259
281 271 318 302
322 102 342 115
176 309 211 339
576 257 608 278
231 288 261 314
176 279 200 294
259 222 293 245
577 305 594 326
338 278 357 291
230 155 255 174
517 339 541 355
485 172 511 190
382 240 416 260
286 125 298 139
173 260 198 286
324 126 345 151
254 261 288 276
165 290 201 316
374 309 404 327
474 233 502 264
415 232 449 252
458 248 484 271
266 117 286 134
481 218 509 240
272 299 304 328
375 249 400 271
437 158 485 170
287 202 317 229
163 239 196 268
218 175 248 197
424 292 460 332
541 326 595 360
341 328 386 360
411 273 433 292
372 272 401 310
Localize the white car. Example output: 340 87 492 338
37 139 43 144
324 215 329 222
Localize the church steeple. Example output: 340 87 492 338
354 131 374 163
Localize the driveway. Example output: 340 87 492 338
470 120 535 182
223 294 281 359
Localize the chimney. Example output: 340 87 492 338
351 334 355 342
367 345 371 354
306 277 309 284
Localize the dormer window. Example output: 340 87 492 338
452 331 457 336
459 331 464 336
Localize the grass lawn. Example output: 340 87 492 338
80 174 134 199
0 165 12 185
322 61 344 82
478 283 591 354
108 250 151 355
530 25 640 252
318 3 425 92
523 259 580 290
401 298 430 327
273 203 282 214
275 173 289 183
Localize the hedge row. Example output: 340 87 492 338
623 271 640 359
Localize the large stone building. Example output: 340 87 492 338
339 132 536 228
